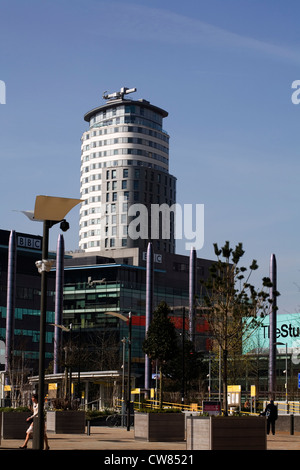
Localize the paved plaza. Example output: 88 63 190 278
0 426 299 452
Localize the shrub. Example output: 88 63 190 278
137 407 182 413
0 406 29 412
50 399 80 411
85 409 113 420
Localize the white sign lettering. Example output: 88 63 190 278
17 236 41 250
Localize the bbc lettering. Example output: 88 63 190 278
17 236 41 250
142 252 162 263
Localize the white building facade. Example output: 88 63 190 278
79 88 176 253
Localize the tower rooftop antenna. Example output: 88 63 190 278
102 87 137 101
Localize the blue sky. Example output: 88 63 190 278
0 0 300 314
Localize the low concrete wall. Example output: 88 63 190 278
46 411 86 434
134 413 185 442
187 416 266 450
1 412 31 439
276 414 300 433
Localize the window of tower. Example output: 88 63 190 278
125 105 136 114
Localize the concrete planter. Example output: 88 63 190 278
46 411 86 434
186 416 266 450
134 412 185 442
1 412 31 439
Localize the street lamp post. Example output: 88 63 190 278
22 195 81 450
127 312 132 431
105 311 132 431
171 306 187 407
283 344 288 406
51 323 72 399
121 337 126 425
37 219 50 450
275 342 288 407
181 307 185 408
285 343 288 405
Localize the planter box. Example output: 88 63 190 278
186 416 266 450
46 411 85 434
134 412 185 442
1 412 31 439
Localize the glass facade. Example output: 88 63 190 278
0 230 55 374
62 262 203 379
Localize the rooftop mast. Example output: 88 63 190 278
102 87 137 101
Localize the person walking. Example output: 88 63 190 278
264 399 278 435
19 394 50 450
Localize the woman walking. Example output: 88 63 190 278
19 394 49 450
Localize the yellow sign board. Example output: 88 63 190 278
131 388 155 396
227 385 241 393
48 383 57 390
251 385 256 397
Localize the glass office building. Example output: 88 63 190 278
0 229 55 375
62 250 212 382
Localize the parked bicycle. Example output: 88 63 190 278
105 413 134 427
105 413 122 427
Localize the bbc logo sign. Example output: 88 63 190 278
142 251 162 263
17 236 41 250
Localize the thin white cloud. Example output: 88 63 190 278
88 1 300 63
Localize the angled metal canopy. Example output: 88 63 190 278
33 195 83 221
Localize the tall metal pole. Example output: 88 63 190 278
268 253 277 399
181 307 185 407
285 343 288 405
127 312 132 431
69 323 73 401
189 247 197 343
36 220 50 450
54 234 64 374
77 327 81 401
145 242 153 390
5 230 16 385
219 345 222 403
121 338 126 402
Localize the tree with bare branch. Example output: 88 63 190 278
199 241 279 415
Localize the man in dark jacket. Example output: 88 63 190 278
264 399 278 435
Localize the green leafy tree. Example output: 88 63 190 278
142 301 179 407
200 241 279 415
